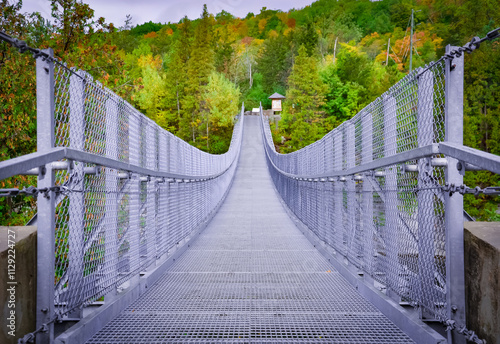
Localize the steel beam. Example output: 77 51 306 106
36 48 56 344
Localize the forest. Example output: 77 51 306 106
0 0 499 224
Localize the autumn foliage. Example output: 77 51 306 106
1 0 499 222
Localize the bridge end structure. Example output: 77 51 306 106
259 33 500 344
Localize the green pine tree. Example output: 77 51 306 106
163 40 188 132
205 71 241 153
280 45 327 152
257 34 291 96
181 5 215 150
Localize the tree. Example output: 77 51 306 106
181 5 215 150
334 44 377 105
50 0 100 53
242 72 269 110
130 21 164 36
462 40 500 220
215 10 234 24
205 72 241 153
122 14 133 30
0 1 38 225
280 45 327 152
320 65 363 130
177 16 193 63
257 34 291 95
213 22 235 76
0 0 127 225
229 37 262 93
135 55 166 124
323 13 363 44
294 22 318 56
162 40 189 132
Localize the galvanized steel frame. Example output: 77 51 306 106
259 46 499 344
36 48 57 344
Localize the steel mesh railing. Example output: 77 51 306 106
53 68 235 175
265 62 446 176
260 60 454 324
49 64 244 318
1 29 499 343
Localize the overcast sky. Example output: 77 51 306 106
21 0 316 27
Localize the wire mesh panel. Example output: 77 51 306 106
260 60 452 325
86 115 414 344
48 63 245 318
265 64 446 177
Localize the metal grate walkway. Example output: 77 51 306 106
86 116 413 343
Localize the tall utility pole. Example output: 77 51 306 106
410 9 414 72
249 62 252 88
386 38 390 66
333 37 338 63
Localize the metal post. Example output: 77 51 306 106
362 113 374 274
158 132 168 257
417 68 436 318
180 181 187 240
170 134 175 174
386 38 390 66
324 134 335 247
67 70 85 317
345 122 356 262
166 132 171 174
333 37 338 63
174 178 181 245
36 48 56 343
325 135 334 174
128 114 141 278
325 179 334 247
383 94 400 295
104 96 118 300
165 180 173 253
444 45 466 344
319 143 327 241
333 131 343 254
189 181 195 235
146 124 157 268
170 137 176 175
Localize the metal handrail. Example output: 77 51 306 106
0 146 242 182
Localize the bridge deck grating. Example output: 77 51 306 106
86 116 413 343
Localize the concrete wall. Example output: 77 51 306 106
464 222 500 344
0 226 37 344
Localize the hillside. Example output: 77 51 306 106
0 0 499 222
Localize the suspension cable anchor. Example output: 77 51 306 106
458 326 486 344
445 319 456 331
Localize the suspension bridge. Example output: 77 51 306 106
1 30 500 344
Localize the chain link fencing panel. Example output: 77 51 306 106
50 64 244 317
261 61 451 323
